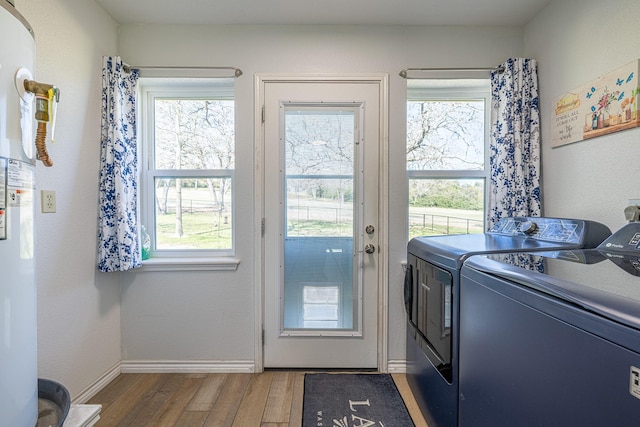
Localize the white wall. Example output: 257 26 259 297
117 25 524 365
17 0 121 399
525 0 640 230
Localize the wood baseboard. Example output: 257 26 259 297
387 359 407 373
120 359 256 374
72 362 121 404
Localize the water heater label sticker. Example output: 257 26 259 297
8 189 32 208
0 210 5 240
7 158 34 189
0 157 6 209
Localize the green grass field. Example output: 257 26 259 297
154 186 232 249
408 206 484 238
153 186 484 249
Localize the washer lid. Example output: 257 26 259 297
463 249 640 331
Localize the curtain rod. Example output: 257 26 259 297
123 64 243 77
399 66 504 79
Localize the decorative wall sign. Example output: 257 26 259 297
551 60 640 147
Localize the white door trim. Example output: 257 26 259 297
253 73 389 372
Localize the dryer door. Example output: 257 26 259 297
417 259 453 369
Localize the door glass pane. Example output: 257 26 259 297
282 107 357 331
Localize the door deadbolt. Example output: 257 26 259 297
365 225 375 235
364 244 376 254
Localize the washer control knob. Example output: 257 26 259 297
521 221 539 235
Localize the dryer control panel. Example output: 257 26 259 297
489 217 611 246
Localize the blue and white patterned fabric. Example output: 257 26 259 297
97 56 141 272
488 58 541 229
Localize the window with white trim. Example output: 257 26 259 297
140 77 235 259
407 78 490 239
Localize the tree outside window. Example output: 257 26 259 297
141 79 235 256
407 79 490 239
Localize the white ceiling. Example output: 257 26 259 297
94 0 552 26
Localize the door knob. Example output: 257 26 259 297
364 244 376 254
365 225 375 235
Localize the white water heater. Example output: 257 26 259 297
0 1 38 426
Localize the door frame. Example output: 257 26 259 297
253 73 389 372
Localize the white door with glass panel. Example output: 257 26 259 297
261 78 383 368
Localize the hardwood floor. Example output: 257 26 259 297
87 372 429 426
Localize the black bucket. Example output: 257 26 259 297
37 378 70 427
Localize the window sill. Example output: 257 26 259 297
136 257 240 272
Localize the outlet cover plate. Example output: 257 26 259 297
41 190 56 213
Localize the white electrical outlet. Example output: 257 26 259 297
41 190 56 213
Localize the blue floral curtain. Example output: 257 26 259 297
97 56 140 272
488 58 541 229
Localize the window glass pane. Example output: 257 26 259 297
408 178 484 239
154 99 234 170
154 177 232 250
407 100 484 171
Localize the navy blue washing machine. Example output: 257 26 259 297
458 222 640 426
404 217 612 427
